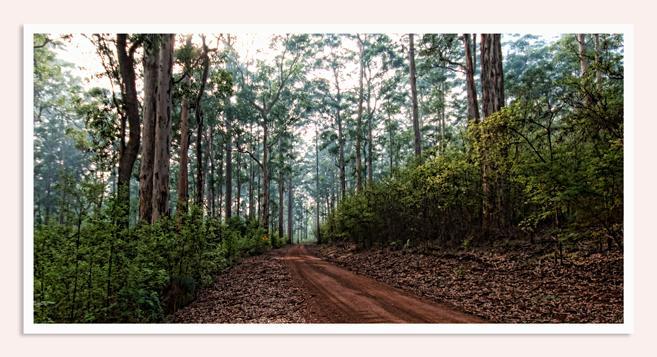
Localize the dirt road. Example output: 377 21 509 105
282 245 482 323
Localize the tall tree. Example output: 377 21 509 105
576 34 588 77
236 130 243 217
463 34 480 122
278 135 285 241
244 35 306 233
329 51 347 200
195 36 211 208
176 35 192 214
594 34 602 87
355 34 365 192
287 175 293 244
364 54 376 186
315 126 321 243
115 34 142 226
408 33 422 158
480 33 506 233
208 124 216 216
481 34 505 117
224 106 233 220
139 36 158 222
248 123 256 219
152 34 174 222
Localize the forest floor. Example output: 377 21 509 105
312 241 624 323
174 241 623 323
172 247 312 323
173 245 480 323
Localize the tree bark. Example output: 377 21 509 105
594 34 602 87
177 94 190 213
440 81 446 152
236 131 242 218
139 36 158 223
408 33 422 159
203 125 211 211
195 38 211 209
463 34 481 123
217 134 224 219
209 125 216 217
176 38 192 215
225 109 233 220
152 34 174 222
464 33 485 232
116 34 141 227
248 124 256 219
261 121 270 232
332 65 346 200
278 168 284 242
481 34 504 118
287 176 293 244
576 34 588 78
480 33 506 234
388 116 394 176
366 78 374 185
355 35 365 192
315 127 321 243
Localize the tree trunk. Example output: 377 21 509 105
440 81 447 152
462 34 481 123
217 134 224 220
195 39 211 209
176 38 191 215
464 33 485 232
209 125 215 217
151 34 174 222
139 37 158 223
256 150 261 221
388 120 394 176
287 176 293 244
248 127 255 219
315 127 321 243
116 34 141 227
203 125 211 211
472 33 477 73
594 34 602 88
481 34 505 117
236 131 242 218
176 94 190 214
332 66 346 200
278 169 284 242
261 121 270 233
576 34 588 77
366 82 374 185
355 35 365 192
480 33 506 234
408 33 422 159
224 110 233 221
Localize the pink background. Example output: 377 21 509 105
3 0 655 355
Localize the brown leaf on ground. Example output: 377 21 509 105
173 250 313 323
311 244 623 323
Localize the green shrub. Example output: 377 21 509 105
34 196 271 323
323 81 623 251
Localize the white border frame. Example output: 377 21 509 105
22 24 634 334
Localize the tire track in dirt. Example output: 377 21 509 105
281 245 482 323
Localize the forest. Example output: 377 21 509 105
32 32 624 323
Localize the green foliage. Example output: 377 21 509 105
34 191 268 323
324 41 624 249
324 146 481 248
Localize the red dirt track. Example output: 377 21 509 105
282 245 482 323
